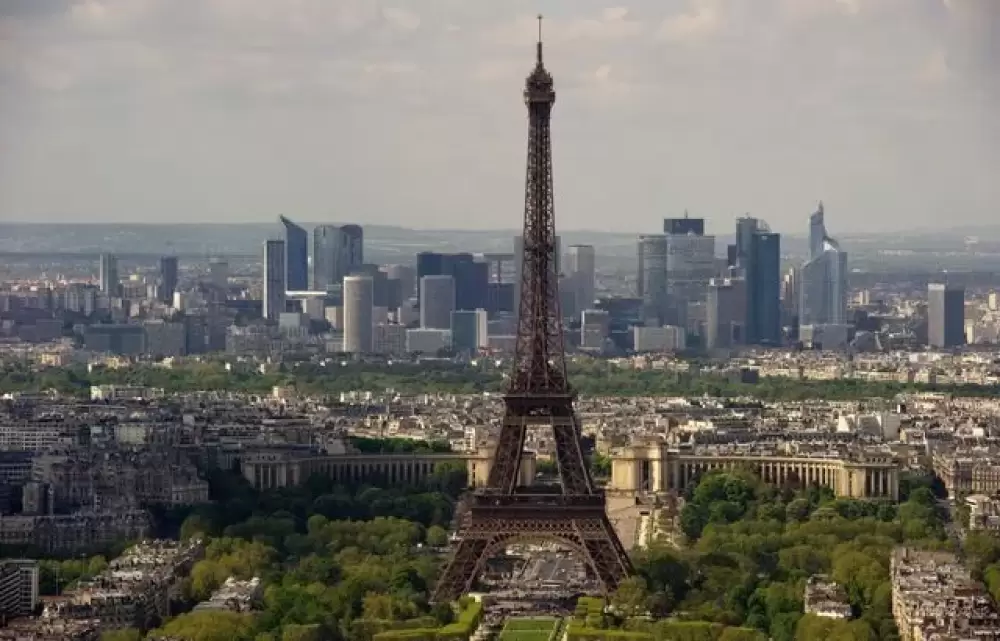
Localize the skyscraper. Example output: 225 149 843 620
664 215 705 236
159 256 178 303
451 309 489 352
343 275 374 353
416 253 487 310
263 240 286 321
279 216 309 291
799 203 848 328
99 253 119 296
927 283 965 348
663 215 715 329
735 216 781 345
312 224 363 291
209 260 229 291
706 277 747 350
384 264 417 302
564 244 596 319
637 235 668 323
420 275 456 330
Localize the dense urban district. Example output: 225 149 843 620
6 22 1000 641
2 374 1000 641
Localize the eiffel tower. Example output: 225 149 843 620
432 17 633 602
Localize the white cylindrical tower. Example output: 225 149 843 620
343 275 374 353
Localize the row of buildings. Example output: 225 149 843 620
0 540 206 639
891 548 1000 640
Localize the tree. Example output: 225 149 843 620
181 514 213 541
282 624 325 641
425 525 448 548
610 576 650 617
785 499 811 523
101 630 142 641
151 611 256 641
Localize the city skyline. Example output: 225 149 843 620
1 1 998 232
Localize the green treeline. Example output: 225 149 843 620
602 470 952 641
4 360 999 400
101 464 469 641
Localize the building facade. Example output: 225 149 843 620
799 203 848 328
420 275 456 330
262 239 286 322
610 444 899 500
735 217 781 345
664 216 715 331
928 283 965 348
564 244 596 320
706 277 747 350
98 254 118 296
637 235 668 324
279 216 309 292
342 275 374 354
312 224 363 291
240 448 535 492
158 256 178 304
451 309 488 352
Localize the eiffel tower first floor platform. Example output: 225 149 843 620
432 492 634 603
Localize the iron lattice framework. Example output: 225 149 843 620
433 19 633 602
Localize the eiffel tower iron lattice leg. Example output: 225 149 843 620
433 17 633 602
432 496 633 603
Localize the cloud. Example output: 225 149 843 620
381 7 421 33
657 0 722 42
918 48 952 84
0 0 998 232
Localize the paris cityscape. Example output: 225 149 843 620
2 2 1000 641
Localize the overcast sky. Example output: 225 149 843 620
0 0 997 235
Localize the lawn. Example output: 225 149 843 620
500 617 559 641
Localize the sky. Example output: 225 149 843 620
0 0 997 235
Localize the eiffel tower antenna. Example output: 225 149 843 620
432 28 632 603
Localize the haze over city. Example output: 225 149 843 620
0 0 998 233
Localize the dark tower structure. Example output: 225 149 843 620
433 18 633 602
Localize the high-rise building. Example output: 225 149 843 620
706 277 747 350
99 253 119 296
209 260 229 292
420 275 456 330
781 267 800 328
312 224 363 291
451 309 489 352
416 253 487 310
406 328 451 354
374 323 407 355
564 244 596 319
343 275 374 353
663 214 705 236
84 324 146 355
263 240 286 321
279 216 309 291
734 217 781 345
159 256 178 303
349 264 390 308
928 283 965 348
663 216 715 329
799 203 848 328
384 264 417 303
0 559 39 622
637 235 668 323
634 325 686 352
581 309 611 350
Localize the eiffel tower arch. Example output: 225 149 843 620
432 17 633 603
